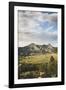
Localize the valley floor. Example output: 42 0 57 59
18 53 58 79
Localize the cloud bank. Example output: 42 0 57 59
18 10 58 47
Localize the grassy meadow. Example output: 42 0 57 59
18 53 58 79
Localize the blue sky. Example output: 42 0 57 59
18 10 58 47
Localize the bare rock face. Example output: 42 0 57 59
18 43 57 56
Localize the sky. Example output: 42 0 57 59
18 10 58 47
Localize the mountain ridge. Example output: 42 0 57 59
18 43 57 56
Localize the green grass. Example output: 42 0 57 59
18 53 58 79
19 53 57 64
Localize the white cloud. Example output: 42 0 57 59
18 10 58 47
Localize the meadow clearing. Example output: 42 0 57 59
18 53 58 79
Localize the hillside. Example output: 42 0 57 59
18 43 57 56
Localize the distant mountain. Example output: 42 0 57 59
18 43 57 56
